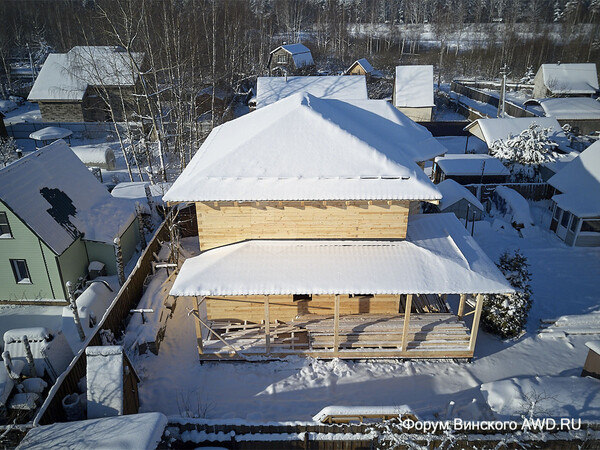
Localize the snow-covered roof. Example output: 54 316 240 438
29 127 72 141
256 75 368 109
524 97 600 120
464 117 571 151
270 43 314 68
16 412 167 450
548 141 600 218
0 140 136 254
394 65 434 108
434 154 509 177
437 179 484 211
537 63 599 95
28 46 143 102
164 93 443 203
493 186 534 226
170 213 514 296
347 58 374 74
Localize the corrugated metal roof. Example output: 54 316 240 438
170 213 514 296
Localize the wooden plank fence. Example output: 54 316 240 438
465 182 553 203
33 216 173 426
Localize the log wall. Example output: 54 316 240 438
206 295 400 323
196 200 411 251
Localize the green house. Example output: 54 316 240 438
0 140 140 304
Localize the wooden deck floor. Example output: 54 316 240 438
199 313 473 360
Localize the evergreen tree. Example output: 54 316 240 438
481 250 533 338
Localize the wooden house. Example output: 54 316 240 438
532 63 598 99
345 59 374 78
548 141 600 247
0 140 139 304
267 44 314 75
164 93 513 360
254 75 368 109
432 154 510 185
393 65 434 122
27 46 144 123
524 97 600 135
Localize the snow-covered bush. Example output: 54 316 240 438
481 250 532 339
489 123 557 182
0 137 20 168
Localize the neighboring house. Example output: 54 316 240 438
195 86 234 123
28 46 144 122
532 63 599 99
393 65 434 122
524 97 600 135
0 112 7 138
432 154 510 185
548 141 600 247
345 58 374 77
253 75 368 109
164 92 513 360
432 179 484 221
464 117 572 153
267 44 314 75
0 140 140 304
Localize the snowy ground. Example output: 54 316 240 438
132 204 600 423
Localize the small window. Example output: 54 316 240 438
293 294 311 301
277 54 287 64
581 220 600 233
560 210 571 228
553 205 562 220
0 212 12 238
569 216 579 232
349 294 374 298
10 259 31 284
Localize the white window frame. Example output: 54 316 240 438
0 212 12 239
10 259 32 284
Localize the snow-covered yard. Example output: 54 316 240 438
131 204 600 423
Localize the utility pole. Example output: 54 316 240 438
497 64 509 118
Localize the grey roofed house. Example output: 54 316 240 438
0 140 139 302
532 63 599 98
27 46 144 122
547 141 600 247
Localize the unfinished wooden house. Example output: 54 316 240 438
393 65 435 122
164 93 513 360
28 46 144 122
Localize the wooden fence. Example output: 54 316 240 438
33 217 172 426
451 81 538 119
465 182 554 202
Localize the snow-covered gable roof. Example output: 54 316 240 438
256 76 368 109
0 140 136 254
271 43 314 68
28 46 143 102
348 58 374 74
538 63 599 95
170 213 514 296
164 93 442 203
437 179 484 212
548 141 600 218
465 117 571 152
394 65 434 108
435 154 509 177
17 412 167 450
524 97 600 120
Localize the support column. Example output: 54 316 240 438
194 296 204 355
469 294 484 353
457 294 467 320
264 295 270 355
333 294 340 353
401 294 413 353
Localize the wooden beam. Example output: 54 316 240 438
469 294 484 353
264 295 270 354
457 294 467 319
194 297 204 355
333 294 340 353
401 294 413 352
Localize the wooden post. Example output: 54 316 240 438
469 294 484 353
333 294 340 353
401 294 413 353
458 294 467 319
66 281 86 342
194 297 204 355
22 335 37 377
264 296 270 355
113 237 125 286
135 203 147 249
